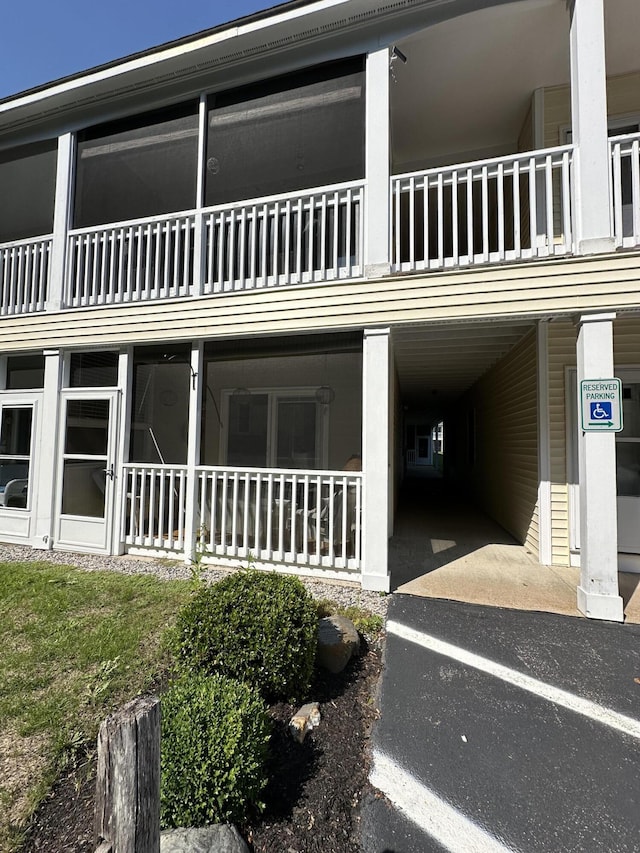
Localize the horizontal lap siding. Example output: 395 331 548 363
548 321 575 566
3 253 640 351
544 72 640 148
467 330 539 552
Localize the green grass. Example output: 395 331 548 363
0 561 191 852
315 598 384 639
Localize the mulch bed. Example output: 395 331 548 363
22 641 383 853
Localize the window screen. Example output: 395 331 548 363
75 102 199 228
206 58 365 205
0 140 57 242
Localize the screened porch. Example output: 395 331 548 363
119 339 364 574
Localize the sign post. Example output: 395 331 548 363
580 378 623 432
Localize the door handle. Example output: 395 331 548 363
103 465 115 480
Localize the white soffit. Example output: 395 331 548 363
392 320 535 402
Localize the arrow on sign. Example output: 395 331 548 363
588 421 613 427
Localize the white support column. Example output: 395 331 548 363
362 327 391 592
47 133 74 311
33 349 62 549
569 0 614 255
364 48 391 278
576 313 623 621
537 320 552 566
184 342 204 563
112 348 132 555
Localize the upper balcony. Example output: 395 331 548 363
1 0 639 319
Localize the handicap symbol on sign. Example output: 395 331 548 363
590 401 612 421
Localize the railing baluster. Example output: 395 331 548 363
408 176 415 268
497 162 505 261
545 154 554 254
528 156 537 256
451 170 459 266
633 140 640 243
437 172 444 267
513 160 521 258
562 150 572 253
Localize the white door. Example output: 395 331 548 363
55 390 119 553
616 370 640 569
415 425 432 466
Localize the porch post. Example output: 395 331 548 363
32 349 62 549
364 47 391 277
576 313 623 621
47 133 74 311
361 327 391 592
184 342 203 563
569 0 614 255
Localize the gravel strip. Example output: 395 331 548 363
0 543 389 619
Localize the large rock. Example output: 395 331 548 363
317 615 360 674
160 825 249 853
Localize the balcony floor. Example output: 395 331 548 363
390 475 640 623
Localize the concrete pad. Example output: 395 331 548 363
390 480 640 624
396 544 582 617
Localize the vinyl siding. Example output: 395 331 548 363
543 70 640 147
3 252 640 353
548 320 575 566
465 330 539 552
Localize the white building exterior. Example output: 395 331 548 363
1 0 640 619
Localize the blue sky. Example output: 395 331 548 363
1 1 279 99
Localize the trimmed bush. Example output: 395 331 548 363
174 570 317 701
160 673 270 828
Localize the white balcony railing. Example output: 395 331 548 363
391 146 574 273
610 132 640 249
196 466 362 571
0 236 51 315
121 464 188 551
66 212 196 308
203 181 365 293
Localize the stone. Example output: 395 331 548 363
289 701 321 743
317 615 360 674
160 825 249 853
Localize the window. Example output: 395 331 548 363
0 406 33 509
206 58 365 205
0 139 57 242
224 390 326 469
69 352 119 388
6 354 45 389
74 102 199 228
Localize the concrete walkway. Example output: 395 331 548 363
389 477 640 623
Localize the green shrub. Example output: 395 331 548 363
160 673 270 828
174 570 317 701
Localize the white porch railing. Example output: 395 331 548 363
121 464 188 550
0 236 51 315
65 212 196 308
391 145 574 272
610 132 640 249
196 466 362 571
120 462 363 572
202 181 365 293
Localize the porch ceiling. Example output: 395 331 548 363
392 320 535 412
391 0 640 172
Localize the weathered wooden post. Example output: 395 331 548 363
94 695 161 853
